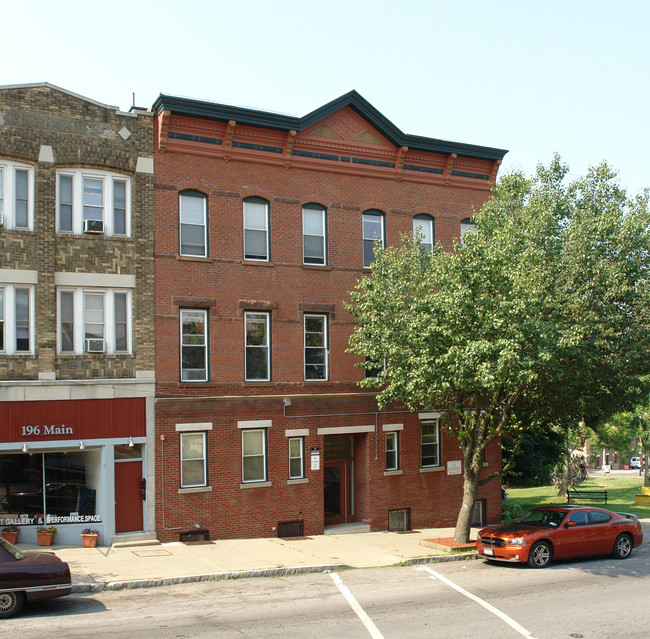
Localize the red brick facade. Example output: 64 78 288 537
153 91 507 541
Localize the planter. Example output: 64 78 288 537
36 532 55 546
81 534 98 548
1 531 19 545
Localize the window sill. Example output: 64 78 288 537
240 481 272 489
420 466 444 473
287 478 309 485
301 264 332 271
242 259 274 267
178 486 213 494
177 255 212 263
384 470 403 476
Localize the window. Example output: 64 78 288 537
242 429 267 483
304 314 328 380
0 160 34 230
362 210 385 267
364 355 386 379
289 437 305 479
56 169 131 236
179 191 207 257
243 197 270 261
421 420 440 467
245 311 270 381
460 217 476 243
302 204 327 265
385 432 399 471
567 511 589 526
413 214 434 252
57 289 131 355
0 285 33 354
181 432 207 488
180 309 208 381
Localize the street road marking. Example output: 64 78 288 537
329 572 385 639
418 566 538 639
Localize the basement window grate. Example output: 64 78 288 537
388 509 410 532
277 520 304 538
180 529 210 542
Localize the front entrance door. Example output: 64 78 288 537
324 460 347 525
114 460 143 533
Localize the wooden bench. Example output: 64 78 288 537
567 488 608 505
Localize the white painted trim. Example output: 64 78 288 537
0 269 38 284
285 428 309 437
382 423 403 431
54 272 136 288
418 412 441 420
238 420 272 429
175 422 213 432
317 425 374 435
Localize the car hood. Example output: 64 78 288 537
479 523 549 538
21 551 65 564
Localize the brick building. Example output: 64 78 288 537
0 84 156 545
152 90 507 541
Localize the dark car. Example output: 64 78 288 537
0 537 71 617
476 505 643 568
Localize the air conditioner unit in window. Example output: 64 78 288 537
84 219 104 234
85 338 105 353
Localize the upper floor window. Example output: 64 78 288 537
180 309 208 382
245 311 270 381
57 288 131 355
302 203 327 265
242 428 267 483
421 420 441 467
0 160 34 230
0 285 33 354
56 169 130 236
460 217 476 244
362 210 385 267
304 314 328 380
243 198 270 261
179 191 208 257
413 214 435 252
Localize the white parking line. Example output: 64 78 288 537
329 572 385 639
418 566 538 639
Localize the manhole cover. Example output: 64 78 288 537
132 549 173 557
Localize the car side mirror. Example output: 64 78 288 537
566 520 577 527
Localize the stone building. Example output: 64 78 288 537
152 90 507 541
0 84 155 545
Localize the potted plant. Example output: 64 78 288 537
36 525 56 546
81 528 100 548
1 525 19 545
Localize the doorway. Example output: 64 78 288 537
114 445 144 533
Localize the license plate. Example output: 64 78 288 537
483 547 494 556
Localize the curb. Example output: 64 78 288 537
71 551 478 593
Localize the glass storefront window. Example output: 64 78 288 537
0 451 100 526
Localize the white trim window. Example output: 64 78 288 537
0 160 34 230
180 432 207 488
57 288 132 355
302 204 327 265
179 191 208 257
460 217 476 244
413 214 434 252
243 198 270 261
242 428 267 483
180 309 208 382
386 431 399 471
362 210 385 268
245 311 270 381
304 313 328 380
56 169 131 236
289 437 305 479
0 285 34 354
421 420 441 467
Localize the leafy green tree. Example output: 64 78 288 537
347 157 650 543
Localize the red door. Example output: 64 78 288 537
324 460 347 525
114 460 143 533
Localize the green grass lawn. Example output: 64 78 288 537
505 476 650 521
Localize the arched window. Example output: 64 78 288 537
179 190 208 257
413 214 435 252
362 209 385 268
460 217 476 244
243 197 270 261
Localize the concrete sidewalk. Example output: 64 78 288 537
18 526 481 592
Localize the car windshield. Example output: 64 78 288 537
0 537 26 560
517 509 567 527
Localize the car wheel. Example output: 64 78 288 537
0 591 25 618
527 541 552 568
612 534 632 559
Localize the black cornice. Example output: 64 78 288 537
152 91 508 161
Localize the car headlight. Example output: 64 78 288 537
507 537 527 546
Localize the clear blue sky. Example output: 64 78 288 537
5 0 649 194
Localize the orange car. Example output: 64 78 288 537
476 505 643 568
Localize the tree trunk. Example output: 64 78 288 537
453 465 480 544
555 448 571 497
